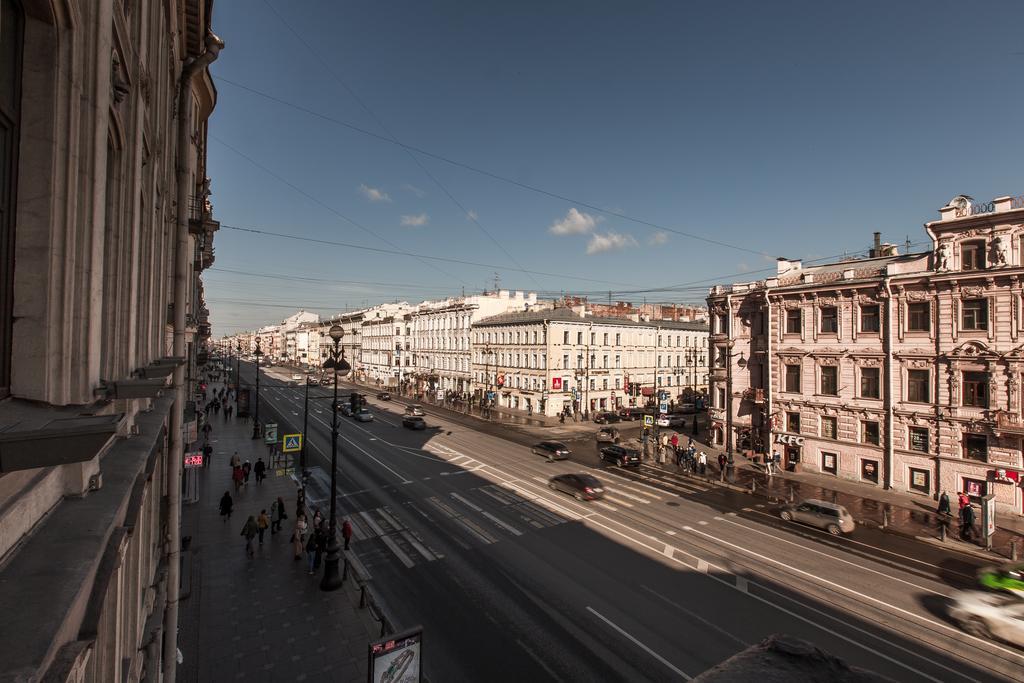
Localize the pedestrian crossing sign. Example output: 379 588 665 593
282 433 302 452
643 415 654 427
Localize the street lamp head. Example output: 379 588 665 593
737 352 747 369
329 324 344 342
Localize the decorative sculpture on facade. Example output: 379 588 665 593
936 241 952 271
991 234 1011 267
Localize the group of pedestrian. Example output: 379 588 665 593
937 490 977 542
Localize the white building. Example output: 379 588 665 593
411 291 538 398
361 303 415 388
278 310 319 364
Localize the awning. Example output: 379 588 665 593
641 387 655 397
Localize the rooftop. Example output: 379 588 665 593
474 307 709 330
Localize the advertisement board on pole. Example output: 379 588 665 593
264 422 278 445
368 626 422 683
982 493 996 542
236 388 251 417
184 419 198 444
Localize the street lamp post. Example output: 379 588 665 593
321 324 350 591
724 342 746 474
235 341 241 393
301 370 310 480
252 341 263 439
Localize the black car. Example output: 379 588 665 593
593 411 621 424
376 392 391 401
402 415 426 430
548 473 605 501
335 401 353 416
531 441 570 461
600 444 641 467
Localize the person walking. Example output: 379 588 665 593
698 451 707 475
295 487 306 518
254 458 266 485
202 421 212 440
291 514 308 561
342 519 353 550
271 496 286 534
219 491 233 522
241 516 258 558
312 508 323 530
213 400 220 415
257 509 270 545
242 460 252 485
231 465 244 492
306 526 322 575
960 503 976 542
230 451 241 470
766 451 776 476
957 491 970 513
717 453 728 480
202 441 213 468
937 491 952 516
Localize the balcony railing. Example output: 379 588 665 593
995 410 1024 435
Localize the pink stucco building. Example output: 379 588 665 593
707 194 1024 516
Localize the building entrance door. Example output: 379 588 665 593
784 445 801 471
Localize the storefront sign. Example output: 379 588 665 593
775 434 804 446
368 626 422 683
184 419 198 444
183 451 204 469
552 377 562 390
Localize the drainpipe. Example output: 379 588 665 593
883 276 895 490
164 30 224 683
924 223 942 492
725 293 734 464
763 286 773 458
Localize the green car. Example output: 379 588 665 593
979 562 1024 596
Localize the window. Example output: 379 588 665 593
820 366 838 396
821 452 838 475
961 299 988 331
861 459 879 484
602 378 608 390
577 332 583 345
562 354 569 369
784 364 800 392
603 333 608 345
589 378 595 390
907 302 930 332
615 355 621 369
860 305 880 333
909 467 930 493
787 411 801 433
961 240 986 271
821 416 837 439
862 421 880 445
860 367 880 399
786 309 801 334
615 333 621 345
963 434 987 461
820 307 838 334
602 354 608 369
909 426 929 453
907 369 930 403
962 371 988 407
591 333 596 345
563 331 569 344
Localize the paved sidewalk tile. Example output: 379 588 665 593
179 381 381 683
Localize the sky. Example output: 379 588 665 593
206 0 1024 337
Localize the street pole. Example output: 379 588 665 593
252 342 262 439
321 324 346 591
235 341 241 393
301 375 309 480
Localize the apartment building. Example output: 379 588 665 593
360 303 414 387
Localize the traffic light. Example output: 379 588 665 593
350 392 359 411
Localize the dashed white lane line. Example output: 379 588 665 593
602 495 634 509
586 607 691 680
481 510 524 536
592 501 618 512
450 492 482 512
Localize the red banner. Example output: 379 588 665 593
552 377 562 390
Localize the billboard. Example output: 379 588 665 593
236 388 251 417
369 626 422 683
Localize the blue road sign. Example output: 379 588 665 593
282 433 302 452
659 402 668 414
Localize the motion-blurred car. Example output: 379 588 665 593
290 373 303 382
595 427 620 443
978 562 1024 597
354 408 374 422
405 405 425 417
593 411 621 424
599 444 641 467
779 499 855 536
402 415 426 430
335 402 353 416
657 414 687 428
306 375 319 385
531 441 570 461
319 376 332 386
948 590 1024 646
548 473 605 501
376 392 391 401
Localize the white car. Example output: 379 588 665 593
948 590 1024 646
290 373 303 381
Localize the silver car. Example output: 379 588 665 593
948 590 1024 646
779 498 856 535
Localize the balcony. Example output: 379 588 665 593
741 388 765 404
995 410 1024 436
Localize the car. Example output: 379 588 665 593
593 411 621 424
779 499 856 535
306 375 319 385
320 377 332 386
402 415 426 430
335 402 353 416
656 415 670 427
600 444 641 467
405 405 425 417
617 408 638 420
290 373 303 381
679 402 696 414
595 427 621 443
548 473 605 501
948 590 1024 646
354 408 374 422
531 441 570 460
376 392 391 401
978 562 1024 597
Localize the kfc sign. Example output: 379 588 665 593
552 377 563 391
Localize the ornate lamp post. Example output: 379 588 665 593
235 341 241 392
724 342 746 473
252 340 263 439
321 324 351 591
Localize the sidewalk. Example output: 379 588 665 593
178 381 383 682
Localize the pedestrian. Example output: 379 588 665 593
271 496 287 533
202 421 212 439
213 400 220 415
961 503 976 542
202 441 213 468
957 491 970 512
226 404 233 420
242 460 252 485
312 507 323 530
241 516 258 557
717 453 727 480
306 527 321 574
670 433 679 452
230 451 241 469
257 509 270 545
254 458 266 484
231 465 243 492
342 519 353 550
774 450 782 473
219 491 233 522
698 451 707 475
766 451 776 476
937 491 951 516
296 487 306 517
292 514 308 561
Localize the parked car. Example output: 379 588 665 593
376 392 391 401
657 414 687 428
531 441 570 461
290 373 303 382
948 590 1024 646
402 415 426 430
593 411 621 424
354 408 374 422
405 405 425 417
548 473 605 501
595 427 621 443
978 562 1024 597
600 444 641 467
617 408 638 421
779 499 855 535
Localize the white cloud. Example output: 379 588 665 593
358 184 391 202
737 262 751 272
647 231 669 246
549 207 603 235
402 184 426 198
586 231 638 255
400 213 429 227
466 210 478 221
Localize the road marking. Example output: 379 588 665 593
481 510 524 536
450 492 483 512
400 530 438 562
380 535 415 568
665 530 677 536
698 520 708 525
592 501 618 512
735 577 748 593
376 507 404 532
358 511 387 536
602 495 634 508
640 585 747 647
662 546 674 558
605 488 651 504
586 607 690 680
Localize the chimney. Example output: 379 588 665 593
777 257 802 276
869 232 882 257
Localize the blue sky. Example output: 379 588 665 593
207 0 1024 336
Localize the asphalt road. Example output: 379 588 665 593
236 363 1024 682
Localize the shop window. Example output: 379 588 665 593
963 477 987 502
907 302 931 332
820 307 838 334
961 299 988 331
821 416 837 439
862 421 880 445
909 468 930 493
907 370 930 403
962 372 988 407
821 452 838 475
908 426 929 453
820 366 838 396
860 305 880 333
860 367 880 399
787 411 801 433
785 309 801 334
963 433 987 461
861 459 879 483
961 240 986 271
784 364 800 392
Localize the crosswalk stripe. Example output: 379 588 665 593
605 488 650 504
358 510 387 536
481 510 524 536
380 535 415 568
603 495 634 508
376 507 404 531
450 492 483 512
400 530 438 561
